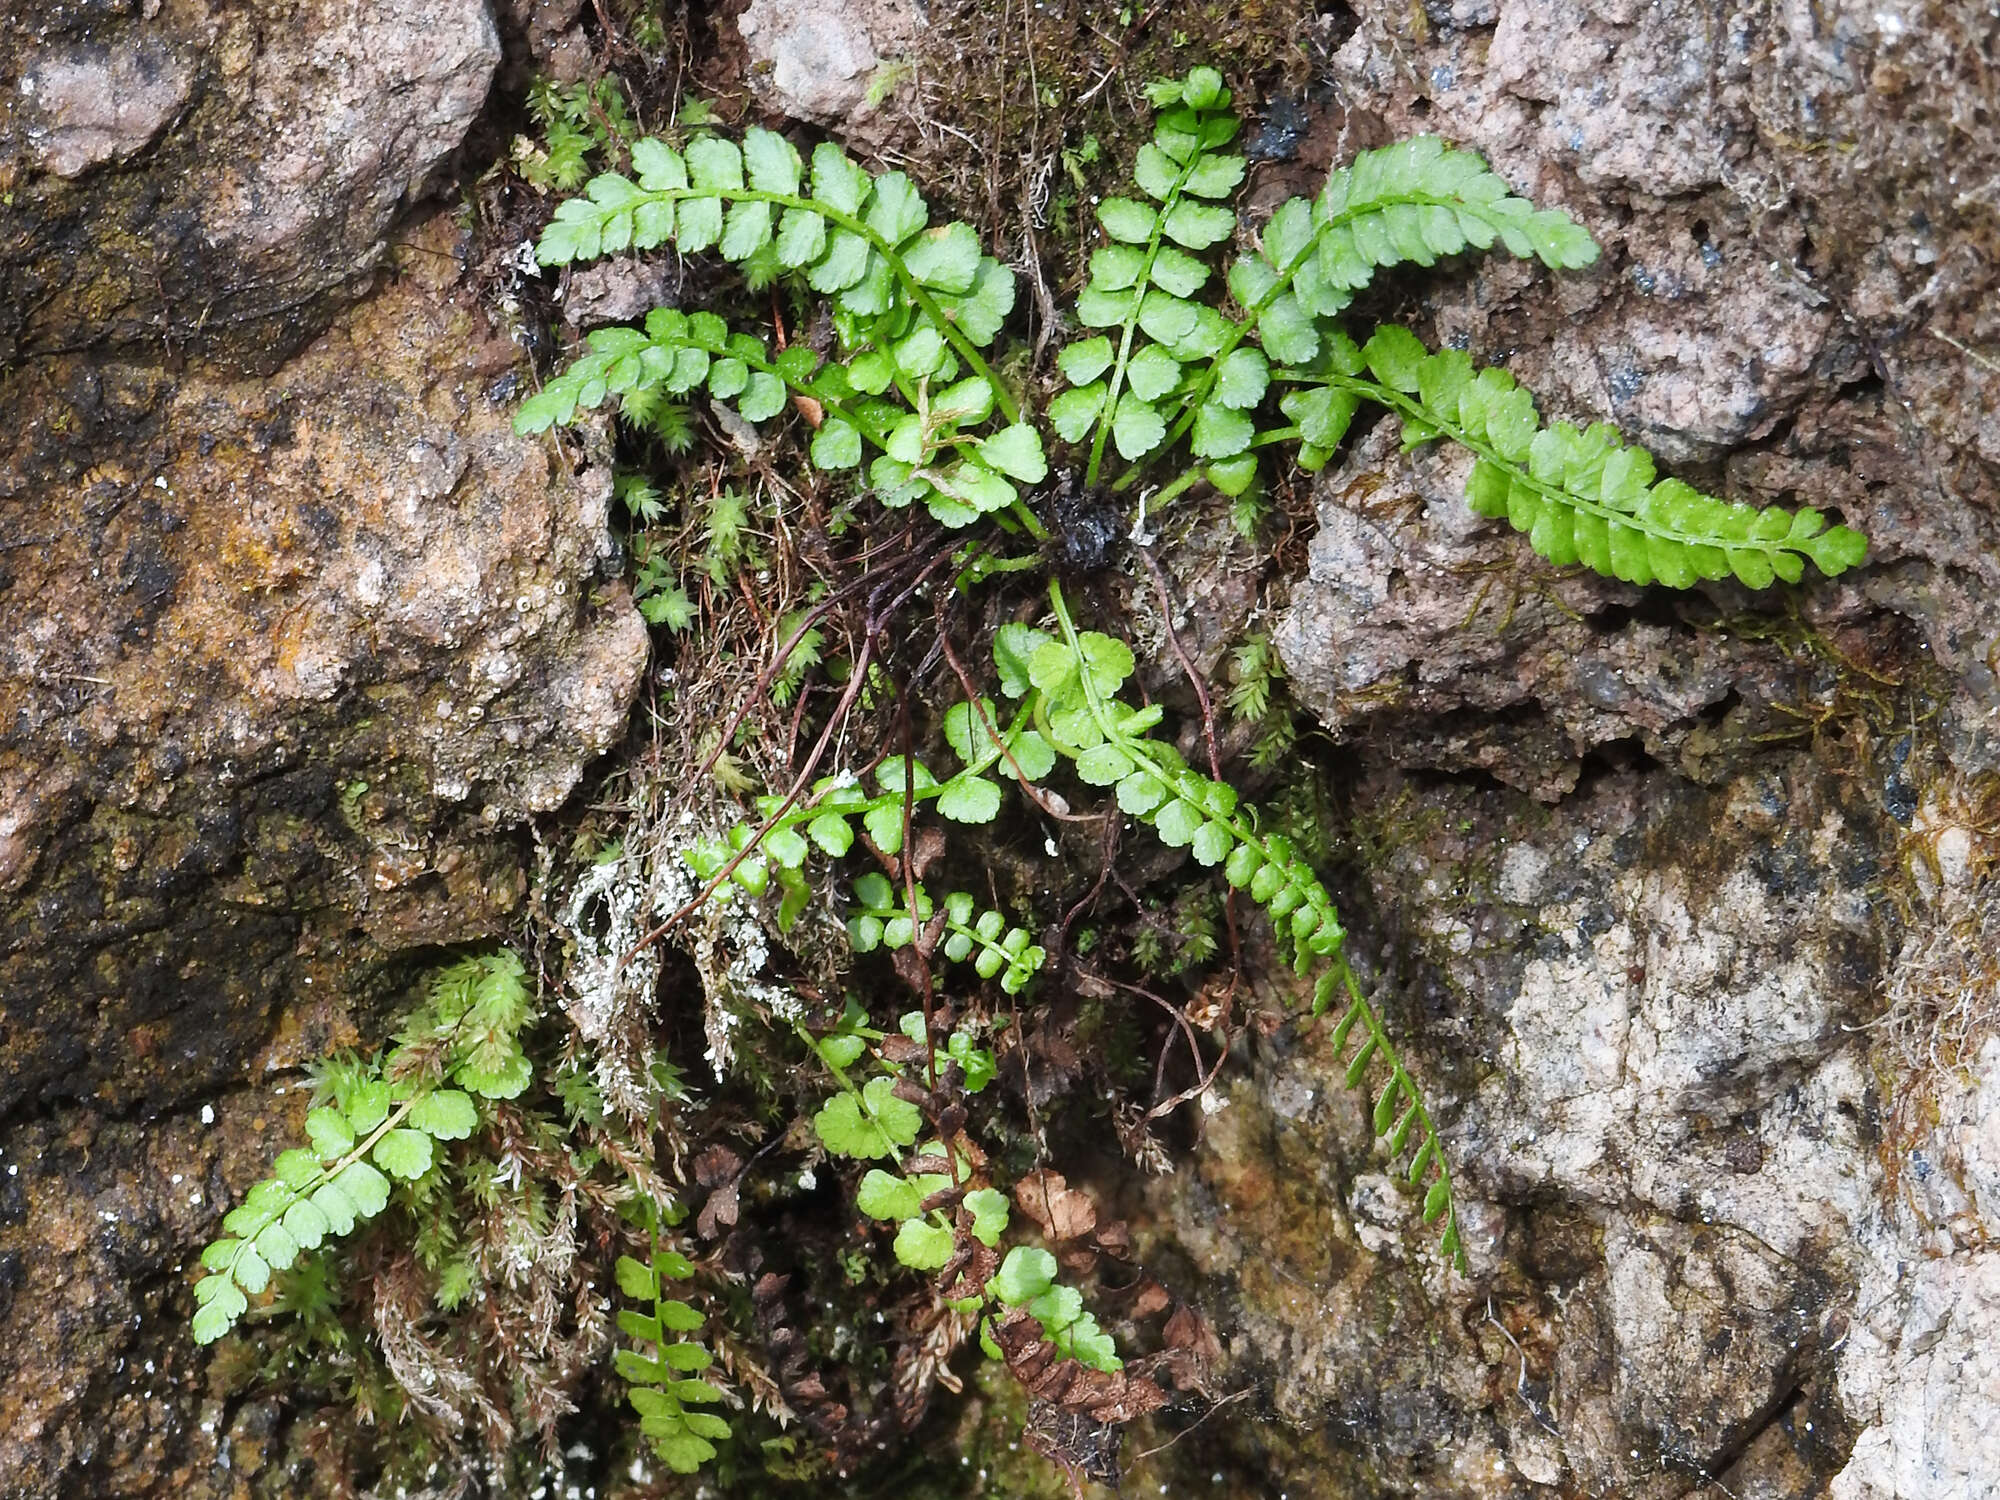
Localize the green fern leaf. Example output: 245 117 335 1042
1314 331 1868 586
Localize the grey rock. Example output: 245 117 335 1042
19 36 193 178
1273 424 1827 800
1312 0 2000 772
1832 1035 2000 1500
1144 757 1885 1497
737 0 917 122
561 256 682 328
0 0 501 369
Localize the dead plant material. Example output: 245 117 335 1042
993 1305 1168 1425
893 1297 978 1426
620 534 965 968
1014 1167 1099 1244
1158 1302 1225 1396
1875 770 2000 1177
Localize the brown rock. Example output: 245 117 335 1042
0 0 501 369
0 209 647 1124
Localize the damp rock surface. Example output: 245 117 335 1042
1249 2 2000 1493
0 203 644 1500
0 208 646 1127
3 0 1998 1494
0 0 502 369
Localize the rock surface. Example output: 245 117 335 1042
0 0 501 370
0 2 650 1491
1143 757 1884 1497
0 206 646 1122
0 205 648 1491
1240 0 2000 1495
3 0 1997 1493
736 0 919 122
1279 0 2000 783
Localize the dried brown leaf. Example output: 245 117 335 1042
693 1144 743 1187
696 1179 739 1239
1014 1168 1098 1243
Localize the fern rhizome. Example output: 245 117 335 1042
189 68 1867 1487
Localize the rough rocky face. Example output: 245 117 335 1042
1144 760 1882 1496
1277 0 1999 784
2 0 1995 1493
736 0 917 123
0 212 648 1120
0 228 647 1492
1230 0 1998 1495
0 2 647 1493
0 0 501 370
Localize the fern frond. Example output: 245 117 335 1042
614 1237 731 1473
845 874 1047 993
517 296 1046 532
189 953 536 1344
525 128 1019 420
1027 585 1465 1266
1048 66 1249 486
1289 327 1869 586
681 695 1049 915
1235 136 1599 345
1059 97 1602 500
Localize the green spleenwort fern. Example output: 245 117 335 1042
516 129 1049 535
1048 73 1596 493
698 581 1463 1261
846 877 1047 996
1278 326 1866 585
191 953 537 1343
1027 584 1458 1255
613 1225 732 1473
1045 72 1865 583
515 64 1874 1292
523 66 1865 586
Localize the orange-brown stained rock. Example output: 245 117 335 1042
0 207 646 1124
0 201 647 1495
0 0 501 370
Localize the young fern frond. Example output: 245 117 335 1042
613 1235 732 1473
683 694 1053 916
807 1024 1121 1368
1047 66 1247 484
189 953 537 1343
985 1246 1124 1370
845 873 1048 994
